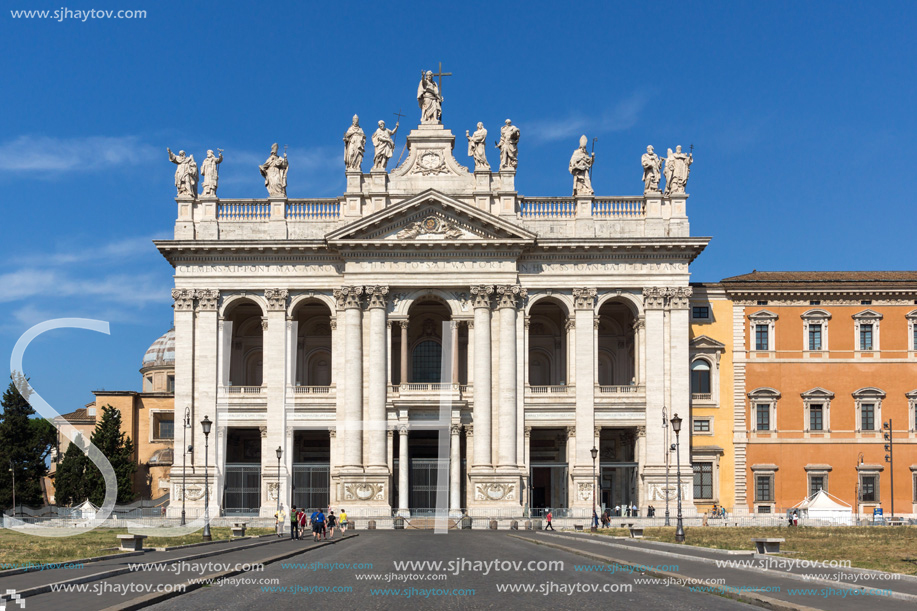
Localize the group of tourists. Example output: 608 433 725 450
273 504 349 541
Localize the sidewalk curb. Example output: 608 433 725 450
0 534 293 602
533 532 917 603
102 534 360 611
509 533 821 611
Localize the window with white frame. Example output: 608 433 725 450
853 388 885 433
693 462 714 500
907 310 917 353
752 468 776 510
802 388 833 433
801 309 831 352
858 472 880 503
853 309 883 352
748 310 778 351
748 388 780 432
689 336 725 406
151 411 174 441
691 360 711 396
693 417 712 434
907 390 917 432
805 465 831 497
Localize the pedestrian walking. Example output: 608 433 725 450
545 510 555 531
339 508 348 535
632 504 638 517
327 510 337 538
275 504 286 537
615 504 620 517
299 508 307 540
290 505 299 540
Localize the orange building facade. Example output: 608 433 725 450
722 272 917 517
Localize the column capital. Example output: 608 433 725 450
565 318 575 331
594 426 602 438
496 284 527 309
633 316 646 330
364 285 389 309
264 288 289 311
329 427 337 438
566 426 576 438
572 288 598 309
642 286 667 309
387 429 394 439
172 288 195 312
464 424 474 437
334 285 364 309
195 289 220 311
636 425 646 437
524 426 532 438
330 317 337 330
668 286 693 309
470 285 494 308
450 423 462 435
524 316 531 329
398 424 409 436
593 316 601 330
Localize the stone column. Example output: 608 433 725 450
263 289 289 515
573 289 597 469
565 318 575 385
400 321 409 384
170 289 194 516
365 286 388 471
335 286 363 471
193 290 220 507
398 425 409 512
635 425 646 510
496 285 525 469
450 424 462 511
642 287 668 503
470 286 493 469
634 317 646 385
668 287 693 507
386 321 393 387
451 322 460 384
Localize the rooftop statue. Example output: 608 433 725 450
664 145 693 195
641 145 662 194
569 135 595 196
167 148 198 197
343 115 365 171
417 70 443 125
199 149 223 196
259 143 288 197
466 122 490 171
496 119 520 171
372 120 399 171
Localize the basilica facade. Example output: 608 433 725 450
159 100 707 518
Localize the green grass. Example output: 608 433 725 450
0 527 275 566
596 526 917 575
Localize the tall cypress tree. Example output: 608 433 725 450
0 379 56 508
83 405 137 505
53 440 89 506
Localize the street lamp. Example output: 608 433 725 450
181 406 192 526
275 446 283 532
670 413 685 543
663 406 670 526
8 461 15 519
201 415 212 541
591 446 598 530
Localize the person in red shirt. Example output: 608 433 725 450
545 510 555 530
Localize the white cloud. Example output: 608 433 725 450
0 268 168 305
10 235 162 267
524 92 649 144
0 135 159 173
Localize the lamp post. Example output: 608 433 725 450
591 446 598 530
181 406 191 526
663 406 670 526
275 446 283 525
671 413 685 543
201 415 212 541
883 419 894 520
8 461 15 519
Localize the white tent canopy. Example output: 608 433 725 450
73 499 100 520
792 489 853 524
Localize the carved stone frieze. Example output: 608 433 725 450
572 288 597 309
343 482 386 502
474 482 516 502
265 289 289 311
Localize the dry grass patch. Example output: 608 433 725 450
0 527 274 566
597 526 917 575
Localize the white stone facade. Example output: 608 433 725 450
161 121 706 518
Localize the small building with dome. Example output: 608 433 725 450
92 328 176 500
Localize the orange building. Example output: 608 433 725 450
722 272 917 517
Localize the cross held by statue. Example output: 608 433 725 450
433 61 452 93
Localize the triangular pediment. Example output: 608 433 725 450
326 189 536 246
690 335 726 352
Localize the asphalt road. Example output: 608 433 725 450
144 531 756 610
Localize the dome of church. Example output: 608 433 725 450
141 328 175 369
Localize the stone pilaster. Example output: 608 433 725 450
470 286 493 470
193 290 220 507
571 288 597 510
398 425 409 515
364 286 389 472
450 424 462 512
334 286 363 472
495 285 525 470
262 289 288 515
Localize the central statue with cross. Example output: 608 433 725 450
417 63 451 125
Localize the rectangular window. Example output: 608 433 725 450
809 476 825 497
757 300 768 306
861 300 872 305
167 375 175 393
155 416 174 439
755 324 769 351
757 505 772 514
756 404 770 431
809 405 823 431
755 475 773 502
861 404 875 431
913 473 917 503
692 306 710 319
693 419 710 433
860 324 873 350
860 475 877 502
809 300 821 306
808 324 822 351
693 463 713 499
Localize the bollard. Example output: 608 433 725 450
511 520 518 530
394 516 404 530
368 520 376 530
525 520 533 530
489 520 498 530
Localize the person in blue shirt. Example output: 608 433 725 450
311 508 326 541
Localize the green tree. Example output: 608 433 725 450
83 405 137 505
53 439 89 506
0 379 57 509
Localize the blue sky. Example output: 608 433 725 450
2 1 915 413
